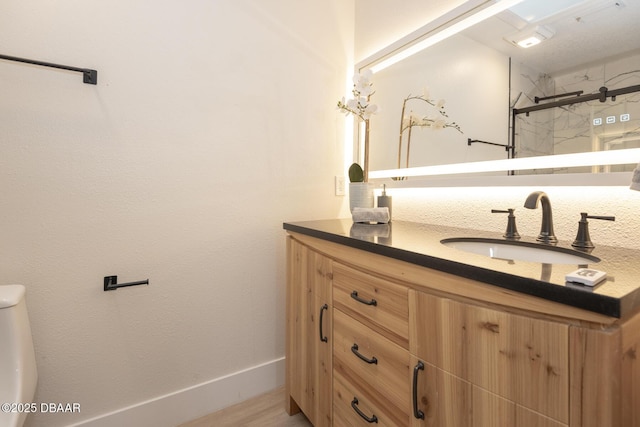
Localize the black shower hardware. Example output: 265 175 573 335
0 53 97 84
514 85 640 118
509 83 640 175
512 85 640 119
104 276 149 291
468 138 513 152
535 91 583 104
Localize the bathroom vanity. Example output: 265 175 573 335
284 219 640 427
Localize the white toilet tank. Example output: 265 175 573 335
0 285 38 427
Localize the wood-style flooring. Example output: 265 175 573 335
178 386 312 427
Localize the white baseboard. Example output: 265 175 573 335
66 357 285 427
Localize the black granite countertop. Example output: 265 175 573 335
283 219 640 318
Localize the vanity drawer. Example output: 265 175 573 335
333 263 409 349
333 308 411 420
334 370 410 427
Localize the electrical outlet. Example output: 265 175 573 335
335 175 345 196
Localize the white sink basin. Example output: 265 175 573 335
440 237 600 265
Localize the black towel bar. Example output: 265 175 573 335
0 53 97 84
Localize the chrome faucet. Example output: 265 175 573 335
524 191 558 244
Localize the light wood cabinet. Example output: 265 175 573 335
411 291 569 423
333 263 409 349
409 356 567 427
410 356 472 426
285 233 640 426
333 370 400 427
333 297 411 426
286 237 332 427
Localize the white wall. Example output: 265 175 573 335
0 1 353 426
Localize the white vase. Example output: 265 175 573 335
349 182 374 212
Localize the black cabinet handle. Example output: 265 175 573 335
351 290 377 306
319 304 328 343
413 361 425 420
351 397 378 424
351 344 378 364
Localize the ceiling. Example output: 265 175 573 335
463 0 640 75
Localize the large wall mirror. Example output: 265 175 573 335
359 0 640 183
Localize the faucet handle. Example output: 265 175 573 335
572 212 615 250
491 208 521 240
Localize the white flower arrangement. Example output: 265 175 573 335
397 89 462 170
400 91 461 133
337 69 379 121
337 69 379 182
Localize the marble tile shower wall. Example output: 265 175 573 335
512 51 640 174
514 70 555 161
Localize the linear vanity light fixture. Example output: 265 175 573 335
369 0 526 74
368 148 640 179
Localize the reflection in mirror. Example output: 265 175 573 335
369 33 510 172
362 0 640 178
513 59 640 175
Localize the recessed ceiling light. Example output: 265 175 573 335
507 25 555 48
517 35 543 48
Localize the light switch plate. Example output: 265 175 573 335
335 175 345 196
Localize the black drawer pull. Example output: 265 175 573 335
351 397 378 423
413 361 425 420
319 304 328 343
351 290 377 306
351 344 378 364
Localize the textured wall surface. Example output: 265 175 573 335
0 1 353 425
390 186 640 250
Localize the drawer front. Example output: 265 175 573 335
411 291 569 423
334 370 410 427
333 308 411 420
333 263 409 349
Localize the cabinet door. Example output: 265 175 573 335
410 356 472 427
410 357 566 427
410 291 569 423
470 385 567 427
286 238 333 426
